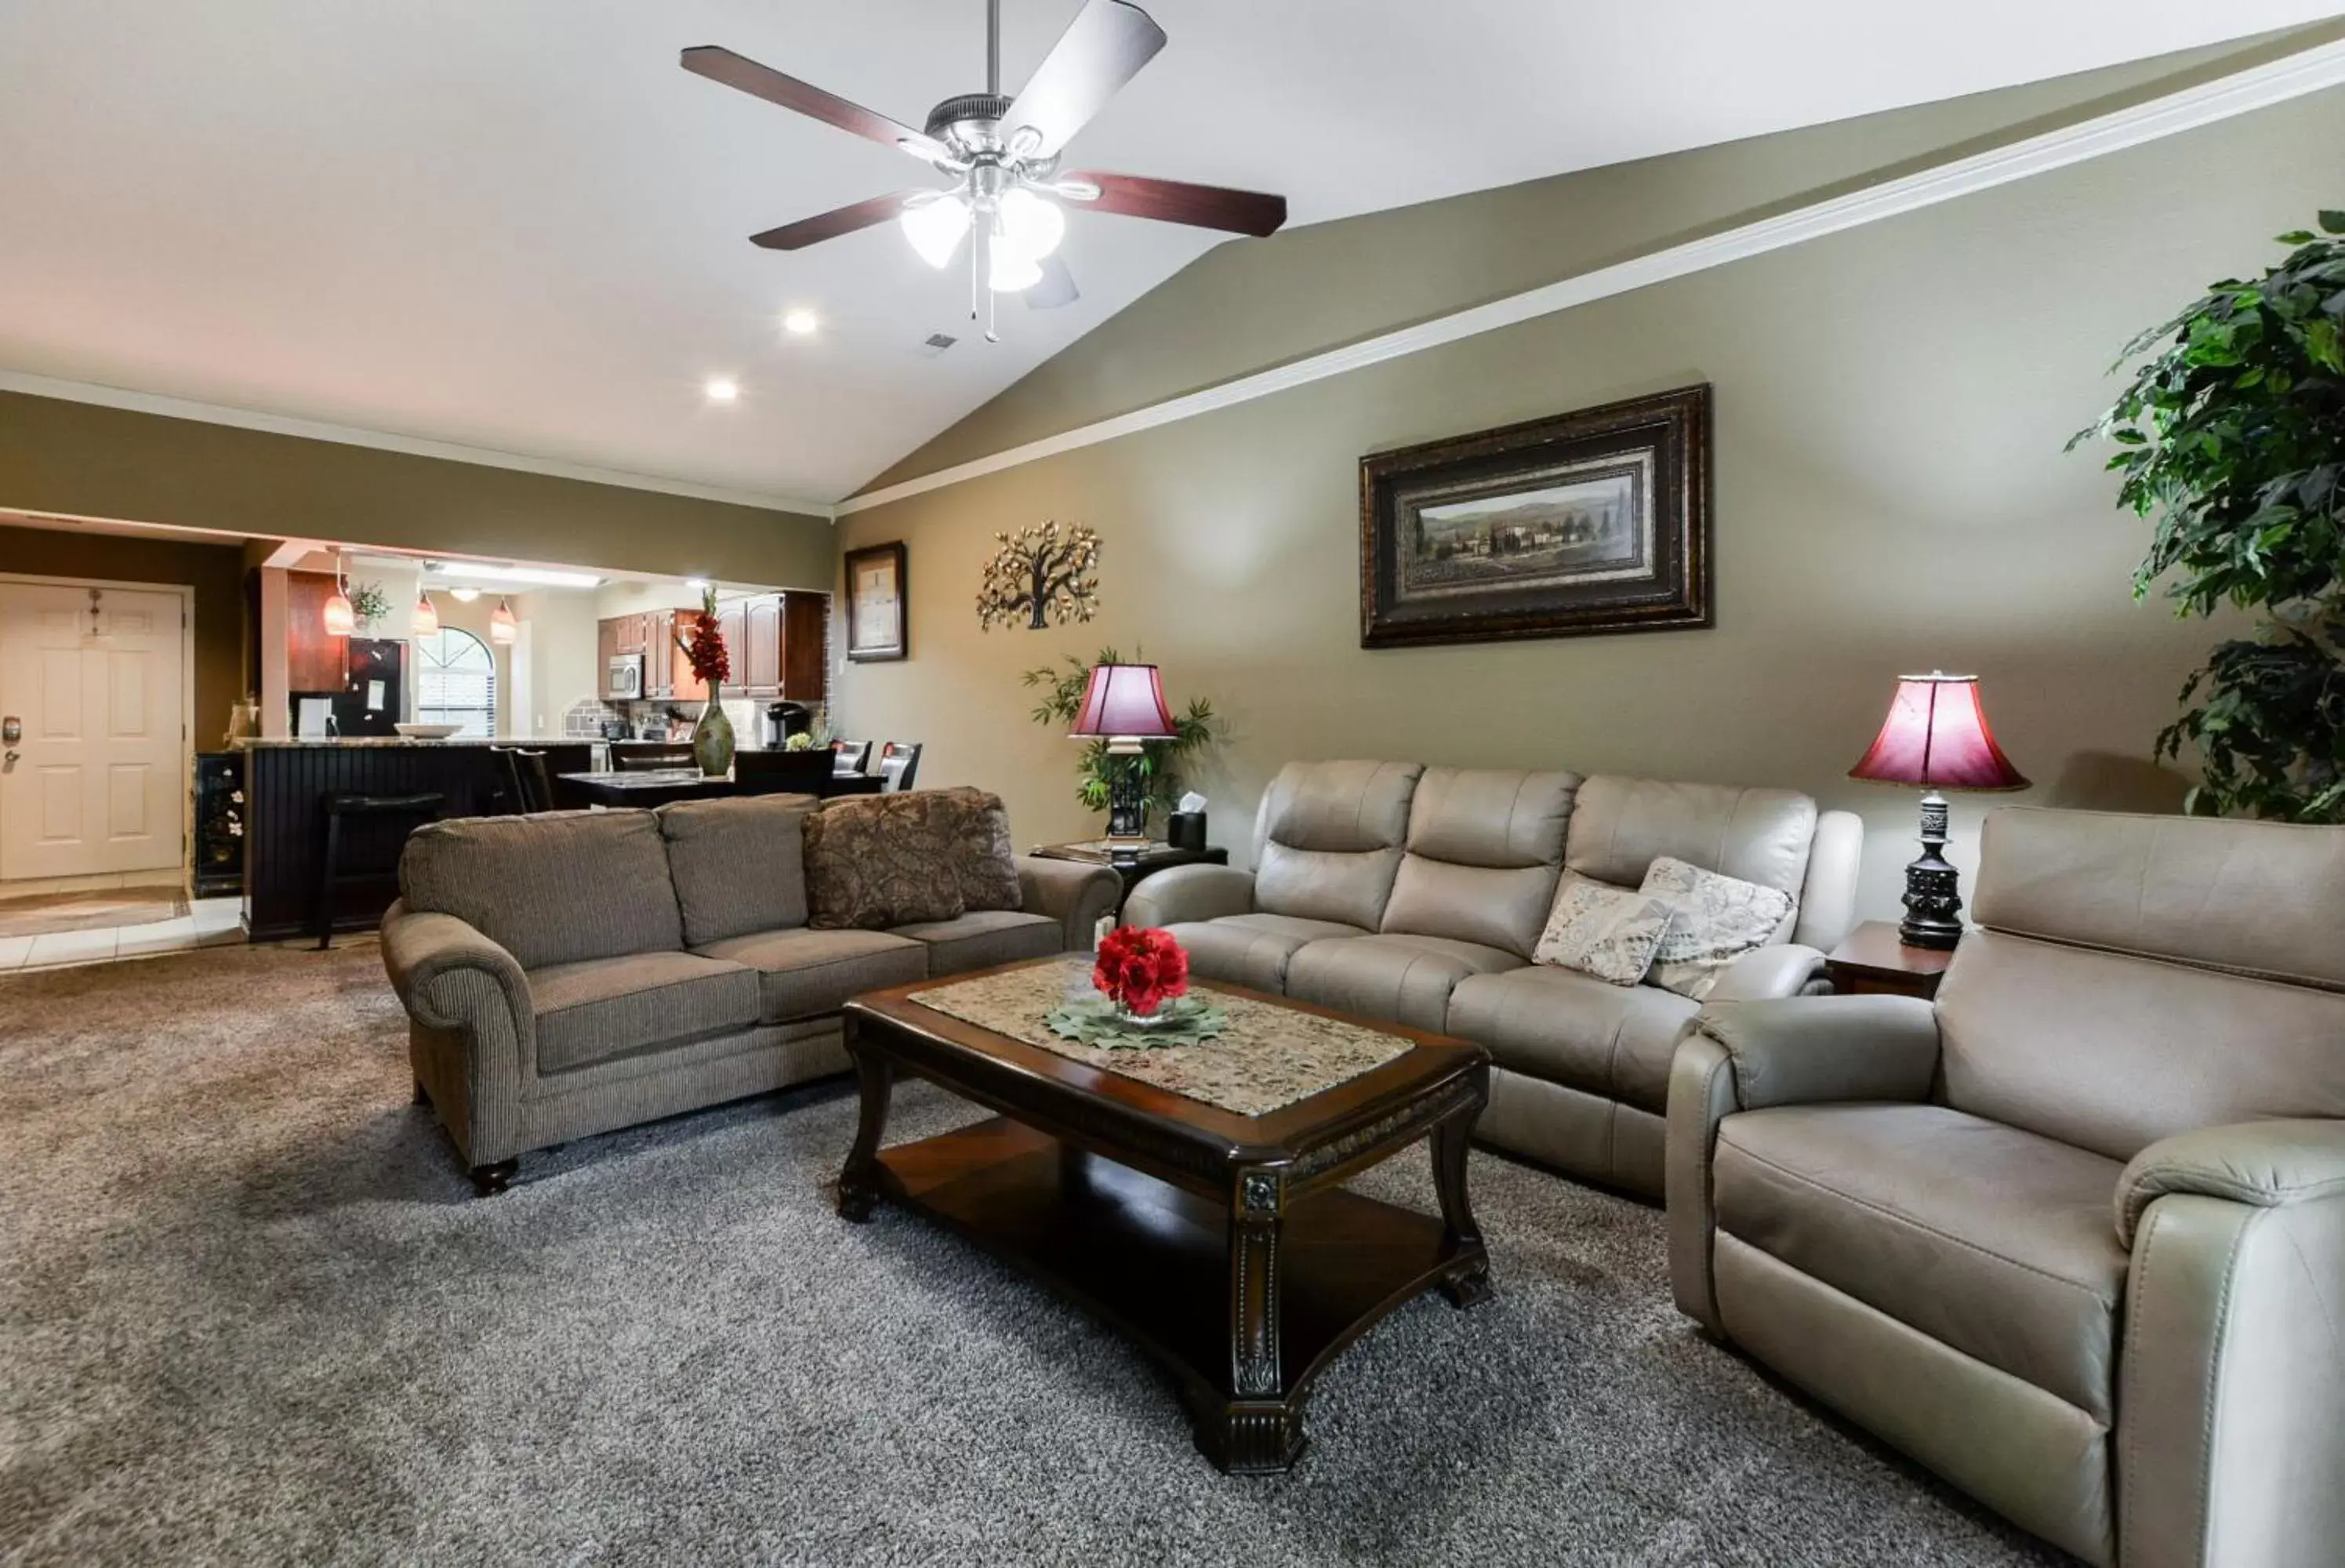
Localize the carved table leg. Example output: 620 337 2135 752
1432 1095 1494 1308
1192 1166 1308 1473
836 1025 895 1223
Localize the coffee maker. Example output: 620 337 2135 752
761 702 812 749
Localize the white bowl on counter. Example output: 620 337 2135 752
393 723 464 740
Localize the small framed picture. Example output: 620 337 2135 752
1359 385 1713 647
844 541 908 662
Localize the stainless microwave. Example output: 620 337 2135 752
607 653 644 699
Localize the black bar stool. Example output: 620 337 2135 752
314 790 445 949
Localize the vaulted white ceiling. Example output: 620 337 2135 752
0 0 2334 508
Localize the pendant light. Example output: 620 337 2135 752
321 552 356 637
410 589 439 637
488 597 517 646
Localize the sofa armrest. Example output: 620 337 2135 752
380 900 534 1072
2117 1123 2345 1557
1122 863 1256 929
1666 994 1940 1336
1701 944 1828 1004
1014 856 1122 953
2115 1119 2345 1248
1695 995 1942 1111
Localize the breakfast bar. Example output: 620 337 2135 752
235 738 594 942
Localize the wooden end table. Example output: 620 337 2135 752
1824 919 1957 1000
1029 839 1229 901
838 961 1490 1475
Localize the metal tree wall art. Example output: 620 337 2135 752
977 521 1100 631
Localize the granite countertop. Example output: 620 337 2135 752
233 737 592 749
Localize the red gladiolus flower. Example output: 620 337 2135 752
1094 926 1190 1017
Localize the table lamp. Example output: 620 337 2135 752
1067 662 1178 863
1849 671 2029 949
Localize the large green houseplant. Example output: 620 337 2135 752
1022 648 1218 829
2074 211 2345 822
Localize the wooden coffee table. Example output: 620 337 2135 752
837 959 1492 1474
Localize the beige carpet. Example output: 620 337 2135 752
0 942 2062 1566
0 887 188 938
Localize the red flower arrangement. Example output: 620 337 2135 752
675 589 731 687
1093 926 1190 1018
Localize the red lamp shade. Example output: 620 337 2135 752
1850 672 2029 790
1068 663 1178 741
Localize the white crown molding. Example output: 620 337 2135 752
839 37 2345 516
0 368 837 521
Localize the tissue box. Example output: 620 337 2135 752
1167 811 1207 851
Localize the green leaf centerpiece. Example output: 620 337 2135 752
1045 993 1229 1051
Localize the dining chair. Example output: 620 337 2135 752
494 746 556 813
879 741 923 793
831 739 873 776
733 749 835 797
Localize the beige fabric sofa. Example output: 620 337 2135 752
1121 760 1862 1197
1668 808 2345 1567
379 793 1120 1193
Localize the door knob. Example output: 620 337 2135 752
1 715 19 743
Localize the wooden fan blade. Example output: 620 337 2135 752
751 191 926 251
1026 254 1080 310
681 45 946 161
997 0 1165 157
1062 172 1287 237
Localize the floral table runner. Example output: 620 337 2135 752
904 959 1413 1118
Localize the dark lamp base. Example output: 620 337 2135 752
1897 789 1966 950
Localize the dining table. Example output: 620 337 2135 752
554 768 886 811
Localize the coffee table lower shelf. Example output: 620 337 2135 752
863 1116 1480 1473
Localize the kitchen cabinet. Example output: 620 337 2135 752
727 591 826 703
285 570 350 692
742 596 780 695
596 617 621 699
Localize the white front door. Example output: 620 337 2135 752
0 582 187 882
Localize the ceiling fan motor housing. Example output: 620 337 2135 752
924 92 1014 148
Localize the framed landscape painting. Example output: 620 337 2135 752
844 541 908 662
1359 385 1712 648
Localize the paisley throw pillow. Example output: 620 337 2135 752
1641 855 1796 1000
1530 873 1674 986
804 793 967 930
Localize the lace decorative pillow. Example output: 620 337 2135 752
1531 873 1675 986
1641 855 1796 1000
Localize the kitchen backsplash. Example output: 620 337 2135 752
559 695 826 746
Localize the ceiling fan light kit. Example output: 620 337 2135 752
681 0 1287 341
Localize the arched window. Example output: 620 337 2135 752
413 627 497 738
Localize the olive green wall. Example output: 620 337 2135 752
837 73 2340 921
0 392 836 591
0 523 246 739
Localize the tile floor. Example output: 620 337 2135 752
0 871 245 973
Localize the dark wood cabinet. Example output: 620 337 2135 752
781 590 826 705
742 596 782 695
597 595 825 707
595 616 620 699
285 570 349 692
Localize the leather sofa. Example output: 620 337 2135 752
379 793 1120 1193
1122 760 1862 1197
1668 807 2345 1566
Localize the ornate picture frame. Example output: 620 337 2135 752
844 541 908 662
1359 385 1712 648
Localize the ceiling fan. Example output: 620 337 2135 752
681 0 1287 339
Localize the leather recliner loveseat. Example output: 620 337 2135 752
1122 759 1862 1198
1668 807 2345 1566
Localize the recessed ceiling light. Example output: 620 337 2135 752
781 309 819 336
704 376 740 404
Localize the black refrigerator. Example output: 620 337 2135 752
290 637 408 738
